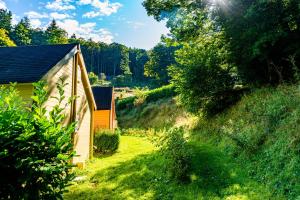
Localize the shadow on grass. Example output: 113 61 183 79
65 144 268 200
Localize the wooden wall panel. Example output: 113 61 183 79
43 57 73 125
73 64 91 163
94 110 111 130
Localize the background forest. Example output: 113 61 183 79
0 8 177 88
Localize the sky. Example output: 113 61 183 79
0 0 169 49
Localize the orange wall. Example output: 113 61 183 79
94 110 111 130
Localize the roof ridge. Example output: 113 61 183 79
0 43 78 49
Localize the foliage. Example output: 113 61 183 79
158 128 191 182
112 74 132 87
0 82 75 199
31 28 47 45
72 40 134 80
94 130 120 154
88 72 99 85
169 32 236 115
144 42 179 86
0 9 12 33
116 84 176 110
192 85 300 198
45 20 68 44
129 48 149 81
0 28 15 47
11 17 32 46
143 0 300 85
133 87 149 106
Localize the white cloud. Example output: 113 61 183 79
31 19 42 28
12 14 20 26
79 0 122 18
57 19 113 43
50 12 70 20
25 11 48 19
46 0 75 11
0 0 6 9
83 11 100 18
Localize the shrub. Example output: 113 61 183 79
158 128 191 182
94 130 120 154
133 87 148 106
116 84 176 110
0 81 75 199
88 72 99 85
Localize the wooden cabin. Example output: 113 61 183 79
92 87 116 131
0 44 96 165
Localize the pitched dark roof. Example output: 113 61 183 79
0 44 77 84
92 87 113 110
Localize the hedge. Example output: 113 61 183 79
117 84 176 110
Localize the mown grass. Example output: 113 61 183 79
64 136 276 200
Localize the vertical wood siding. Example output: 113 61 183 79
94 110 111 130
73 64 91 163
43 58 73 124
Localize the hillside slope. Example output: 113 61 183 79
192 85 300 198
117 84 300 199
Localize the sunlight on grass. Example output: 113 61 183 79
64 136 277 200
64 136 156 200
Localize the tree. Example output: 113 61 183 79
218 0 300 84
0 28 15 46
31 28 47 45
129 48 149 81
0 9 12 33
11 17 32 46
143 0 300 85
45 20 68 44
144 42 178 85
169 32 235 115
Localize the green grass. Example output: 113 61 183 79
64 136 276 200
65 84 300 200
191 85 300 199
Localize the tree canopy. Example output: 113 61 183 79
11 17 32 46
143 0 300 85
143 0 300 114
0 28 15 47
145 42 179 85
45 20 68 45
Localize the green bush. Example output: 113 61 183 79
116 84 176 110
158 128 191 182
145 84 176 102
0 81 75 199
94 130 120 154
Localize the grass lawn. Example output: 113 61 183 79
64 135 278 200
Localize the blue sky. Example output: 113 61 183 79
0 0 169 49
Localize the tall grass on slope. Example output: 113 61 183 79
192 85 300 198
116 85 186 129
